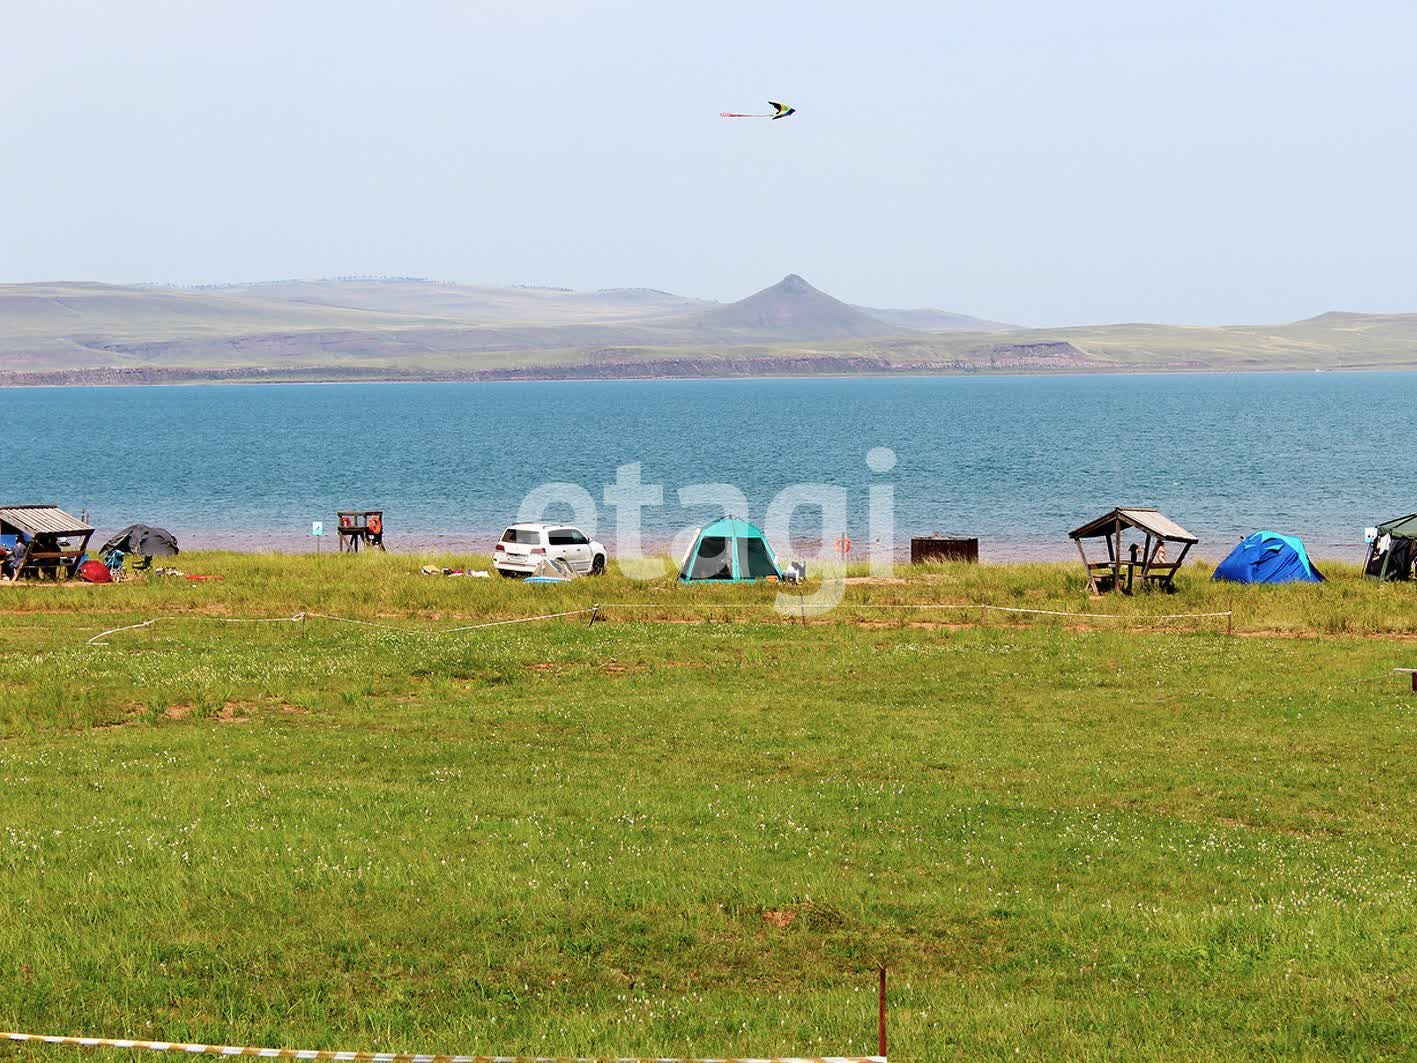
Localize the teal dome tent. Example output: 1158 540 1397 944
678 518 783 582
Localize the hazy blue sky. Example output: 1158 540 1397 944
3 1 1414 324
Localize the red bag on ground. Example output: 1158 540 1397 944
77 560 112 583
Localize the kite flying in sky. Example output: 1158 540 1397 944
720 100 796 120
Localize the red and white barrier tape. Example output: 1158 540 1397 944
1 1032 883 1063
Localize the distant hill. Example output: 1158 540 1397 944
3 277 1417 384
854 305 1017 333
1291 310 1417 330
686 274 899 340
188 278 711 323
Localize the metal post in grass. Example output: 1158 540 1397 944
587 605 599 627
878 965 888 1058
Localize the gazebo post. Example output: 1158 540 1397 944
1165 540 1192 590
72 528 94 578
1113 517 1123 593
1075 537 1099 594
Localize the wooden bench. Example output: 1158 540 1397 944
18 549 84 580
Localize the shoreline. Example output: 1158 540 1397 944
3 364 1416 390
100 528 1368 565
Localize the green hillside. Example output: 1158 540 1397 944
2 276 1415 383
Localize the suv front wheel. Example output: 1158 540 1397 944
590 554 606 576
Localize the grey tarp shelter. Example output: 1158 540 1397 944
0 505 94 580
1364 513 1417 581
1069 507 1198 594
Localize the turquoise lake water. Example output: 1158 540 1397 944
0 372 1406 560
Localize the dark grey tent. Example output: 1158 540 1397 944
1364 514 1417 581
101 524 180 560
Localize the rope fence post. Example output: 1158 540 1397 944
878 965 888 1059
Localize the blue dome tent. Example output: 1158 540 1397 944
1212 531 1324 584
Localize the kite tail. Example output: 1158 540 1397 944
719 111 773 118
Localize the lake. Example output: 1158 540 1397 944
0 372 1405 561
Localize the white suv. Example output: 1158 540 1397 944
494 523 608 577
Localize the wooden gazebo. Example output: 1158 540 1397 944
0 505 94 580
1069 507 1198 594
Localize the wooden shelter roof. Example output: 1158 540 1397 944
0 504 93 537
1069 507 1198 544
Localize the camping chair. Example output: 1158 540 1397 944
104 549 126 580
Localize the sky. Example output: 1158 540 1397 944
2 0 1415 326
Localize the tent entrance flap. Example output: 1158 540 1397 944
689 536 733 580
738 536 778 579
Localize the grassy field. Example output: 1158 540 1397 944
1 554 1414 1059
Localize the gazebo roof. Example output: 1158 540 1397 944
1069 507 1198 544
0 504 93 537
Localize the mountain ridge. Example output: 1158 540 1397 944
2 274 1415 381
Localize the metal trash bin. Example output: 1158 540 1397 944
911 536 979 564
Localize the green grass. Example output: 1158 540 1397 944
0 555 1414 1059
5 549 1417 640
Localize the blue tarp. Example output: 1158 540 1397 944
1212 531 1324 584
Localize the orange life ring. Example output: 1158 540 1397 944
339 515 352 529
367 515 383 536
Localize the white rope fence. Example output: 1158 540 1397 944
86 614 306 645
856 603 1233 620
85 599 1233 645
1 1031 883 1063
87 609 599 646
598 601 1233 623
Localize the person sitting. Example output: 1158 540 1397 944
7 537 27 581
30 534 59 579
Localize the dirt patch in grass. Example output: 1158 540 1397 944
216 701 256 723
